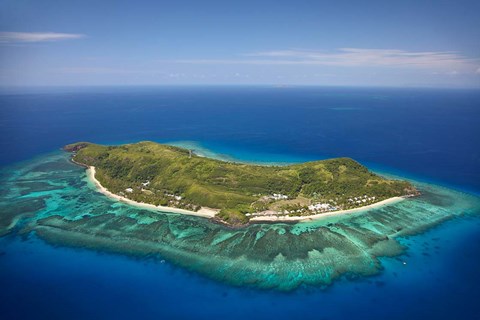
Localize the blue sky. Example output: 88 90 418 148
1 0 479 87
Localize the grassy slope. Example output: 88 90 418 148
66 141 415 224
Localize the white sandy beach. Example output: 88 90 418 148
86 166 403 223
86 166 218 218
249 196 404 223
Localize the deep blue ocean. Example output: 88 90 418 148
1 86 480 319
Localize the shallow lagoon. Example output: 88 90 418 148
1 87 480 319
1 148 479 293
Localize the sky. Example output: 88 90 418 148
1 0 479 88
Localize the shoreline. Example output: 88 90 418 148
86 166 218 218
85 165 404 224
250 196 404 223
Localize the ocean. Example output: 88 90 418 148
1 86 479 319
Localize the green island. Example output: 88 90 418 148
1 147 479 290
65 141 418 225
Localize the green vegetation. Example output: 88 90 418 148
65 141 417 225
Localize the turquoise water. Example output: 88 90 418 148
1 87 480 319
1 146 479 293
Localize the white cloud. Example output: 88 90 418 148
58 67 131 74
168 48 479 71
446 70 459 75
0 32 85 43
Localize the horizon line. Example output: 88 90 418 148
1 83 480 90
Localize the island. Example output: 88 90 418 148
64 141 418 226
3 143 478 290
